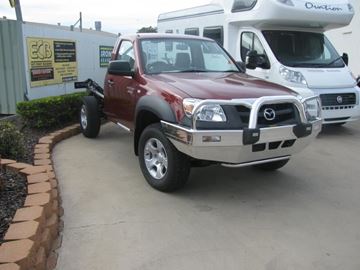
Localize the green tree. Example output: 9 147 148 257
137 26 157 33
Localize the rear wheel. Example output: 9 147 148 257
138 123 190 192
253 159 290 171
80 96 101 138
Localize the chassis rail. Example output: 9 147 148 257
75 79 105 99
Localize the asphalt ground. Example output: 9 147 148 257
54 121 360 270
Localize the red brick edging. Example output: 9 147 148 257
0 124 81 270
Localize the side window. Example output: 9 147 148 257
253 35 267 56
185 28 199 36
241 32 253 62
241 32 270 69
203 26 223 46
116 40 135 71
165 30 173 34
232 0 257 12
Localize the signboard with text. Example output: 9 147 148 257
99 45 113 67
27 37 78 87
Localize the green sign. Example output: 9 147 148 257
99 46 113 68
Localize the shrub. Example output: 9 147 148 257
0 121 25 160
17 92 86 129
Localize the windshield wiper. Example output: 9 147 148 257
222 69 241 73
321 56 344 67
291 57 344 68
178 69 208 73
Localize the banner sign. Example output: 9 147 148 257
27 37 78 87
99 45 113 67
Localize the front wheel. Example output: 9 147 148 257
138 123 190 192
253 159 290 171
80 96 101 138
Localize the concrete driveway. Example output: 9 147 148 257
54 122 360 270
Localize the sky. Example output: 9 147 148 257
0 0 210 34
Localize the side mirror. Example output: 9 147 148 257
357 76 360 87
246 50 258 70
108 60 134 76
342 53 349 66
245 50 270 70
236 61 246 72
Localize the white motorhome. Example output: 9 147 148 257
158 0 360 125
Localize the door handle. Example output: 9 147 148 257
107 80 114 87
126 87 135 94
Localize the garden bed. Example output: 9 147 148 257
0 116 75 244
0 170 27 243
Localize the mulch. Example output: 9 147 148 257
0 170 27 243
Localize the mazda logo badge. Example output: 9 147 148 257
264 108 276 121
337 96 343 104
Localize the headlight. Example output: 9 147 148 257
196 104 227 122
182 98 227 122
303 97 321 122
279 66 307 85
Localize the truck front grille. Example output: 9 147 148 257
236 103 298 128
320 93 356 107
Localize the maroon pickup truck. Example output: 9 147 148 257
75 34 322 192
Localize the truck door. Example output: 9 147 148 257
104 40 137 129
240 31 271 80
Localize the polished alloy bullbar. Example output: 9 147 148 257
161 95 322 165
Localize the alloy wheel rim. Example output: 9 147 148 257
80 105 88 129
144 138 168 180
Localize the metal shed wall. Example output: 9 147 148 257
0 20 26 114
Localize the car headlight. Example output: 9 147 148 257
183 98 227 122
196 104 227 122
279 66 307 85
303 97 321 122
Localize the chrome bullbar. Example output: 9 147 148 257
191 95 311 129
161 95 322 165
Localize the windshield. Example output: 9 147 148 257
140 38 240 74
262 30 345 68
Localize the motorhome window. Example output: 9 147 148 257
241 32 269 69
232 0 257 12
140 38 238 74
263 30 345 68
165 30 173 34
203 27 224 46
185 28 200 36
116 40 135 71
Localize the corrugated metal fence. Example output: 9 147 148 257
0 20 26 114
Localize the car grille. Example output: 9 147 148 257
236 103 298 128
320 93 356 107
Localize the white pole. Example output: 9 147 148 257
15 0 23 22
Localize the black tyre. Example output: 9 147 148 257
253 159 289 171
80 96 101 138
138 123 190 192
